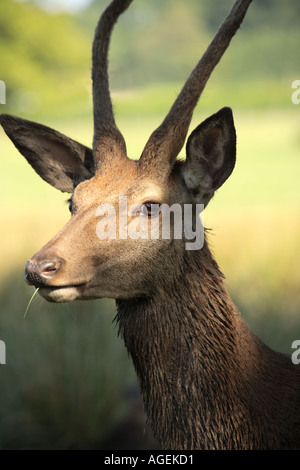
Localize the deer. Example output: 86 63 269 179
1 0 300 450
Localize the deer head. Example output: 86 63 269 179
0 0 252 304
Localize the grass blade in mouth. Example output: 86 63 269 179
24 288 39 318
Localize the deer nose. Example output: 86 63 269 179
25 257 64 287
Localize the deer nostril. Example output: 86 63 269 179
41 261 59 275
25 257 64 287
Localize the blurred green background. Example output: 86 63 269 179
0 0 299 449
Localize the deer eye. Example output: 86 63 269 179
141 202 161 218
67 196 73 213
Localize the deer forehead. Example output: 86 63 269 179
73 161 168 208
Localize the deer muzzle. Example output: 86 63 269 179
25 256 85 303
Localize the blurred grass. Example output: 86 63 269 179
0 275 138 449
1 80 300 448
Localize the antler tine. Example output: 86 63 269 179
140 0 252 167
92 0 133 166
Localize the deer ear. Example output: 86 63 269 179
182 107 236 206
0 114 94 193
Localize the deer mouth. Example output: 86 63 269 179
38 284 86 303
24 262 87 302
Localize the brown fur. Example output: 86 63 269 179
116 241 300 449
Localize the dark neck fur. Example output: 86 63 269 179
116 241 300 450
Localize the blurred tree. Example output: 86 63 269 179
0 0 91 117
0 0 299 116
77 0 299 88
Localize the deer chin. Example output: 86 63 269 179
38 285 83 303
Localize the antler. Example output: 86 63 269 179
92 0 133 168
140 0 252 168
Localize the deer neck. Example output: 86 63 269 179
115 241 297 450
